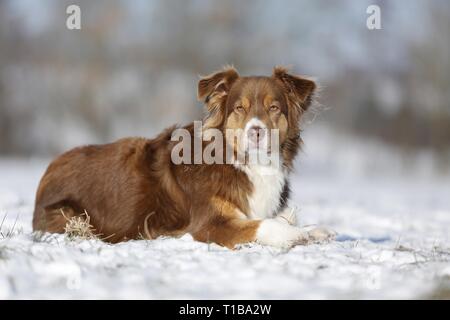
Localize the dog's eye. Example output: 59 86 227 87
269 105 280 112
235 105 244 112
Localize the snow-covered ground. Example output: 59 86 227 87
0 129 449 299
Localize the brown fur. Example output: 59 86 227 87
33 67 316 248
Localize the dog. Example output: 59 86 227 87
32 66 335 249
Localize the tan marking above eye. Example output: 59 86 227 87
263 95 280 112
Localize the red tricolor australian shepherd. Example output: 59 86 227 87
33 66 335 249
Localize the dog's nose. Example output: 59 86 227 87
247 125 265 142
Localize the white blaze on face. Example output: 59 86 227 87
243 117 268 152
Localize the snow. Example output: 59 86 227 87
0 132 449 299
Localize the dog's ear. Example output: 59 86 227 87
272 66 316 112
198 67 239 104
198 67 239 129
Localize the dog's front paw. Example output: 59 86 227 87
256 219 309 249
307 227 337 243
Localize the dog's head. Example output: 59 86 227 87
198 66 316 164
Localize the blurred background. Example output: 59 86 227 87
0 0 449 177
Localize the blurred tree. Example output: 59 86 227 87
0 0 448 171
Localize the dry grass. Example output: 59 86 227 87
60 209 98 241
60 209 116 242
0 213 21 239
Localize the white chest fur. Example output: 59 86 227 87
241 164 287 219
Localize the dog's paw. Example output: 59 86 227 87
307 226 337 243
256 219 309 249
275 206 298 226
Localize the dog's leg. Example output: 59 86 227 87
193 215 310 249
192 218 261 249
255 218 309 248
307 226 337 242
276 206 336 242
33 205 77 234
192 197 310 249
